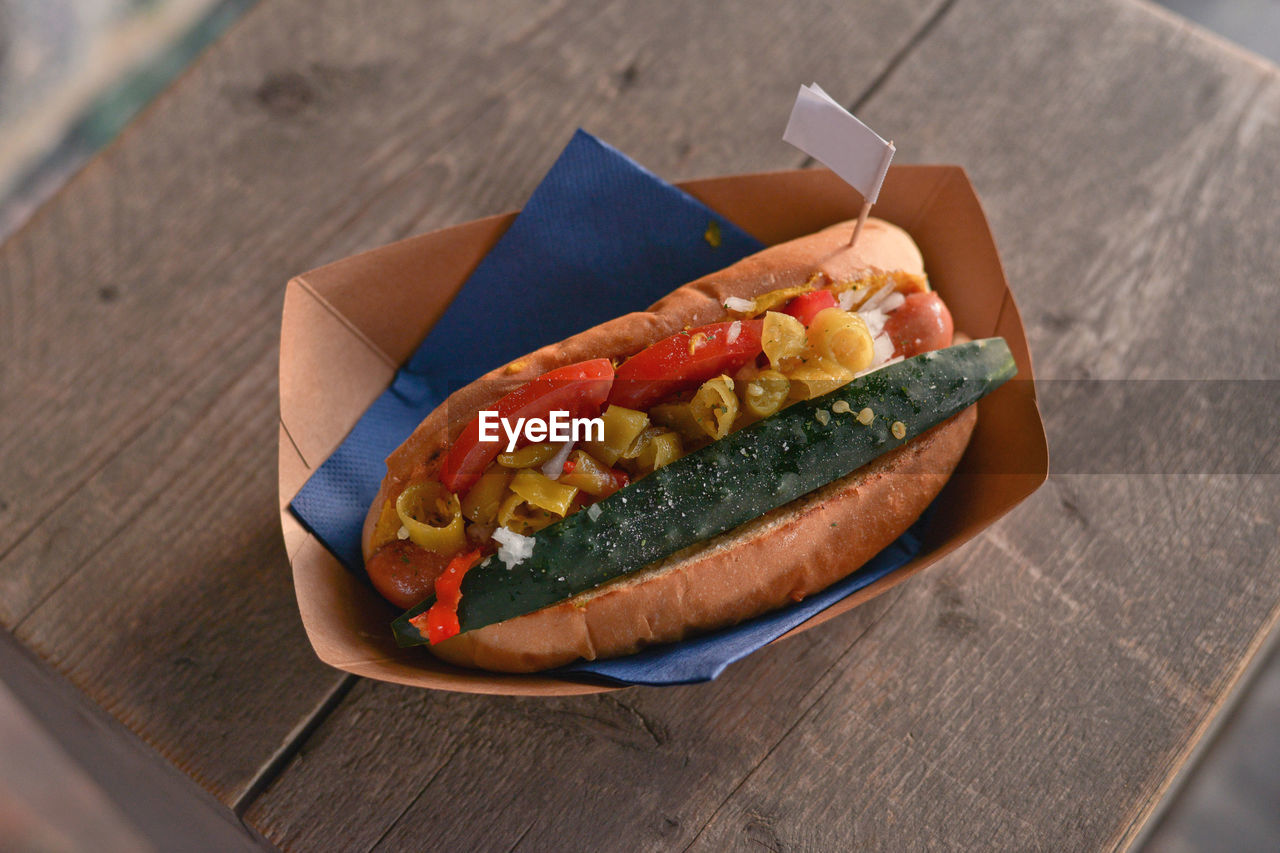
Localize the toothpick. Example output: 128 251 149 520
848 139 893 249
847 198 872 248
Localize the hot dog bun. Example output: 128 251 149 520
364 218 975 672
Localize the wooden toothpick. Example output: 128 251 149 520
848 140 893 249
847 198 873 248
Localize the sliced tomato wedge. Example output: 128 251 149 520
608 320 764 410
781 290 838 326
409 549 483 644
439 358 614 494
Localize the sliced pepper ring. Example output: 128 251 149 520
395 481 466 556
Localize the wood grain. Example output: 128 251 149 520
245 0 1280 849
0 0 945 825
244 594 907 852
1 0 1278 848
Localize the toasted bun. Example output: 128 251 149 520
363 217 967 672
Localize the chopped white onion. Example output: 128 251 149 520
540 440 575 479
860 307 887 338
872 332 896 366
492 527 535 568
396 526 410 540
586 503 602 521
860 284 896 314
726 320 742 344
880 291 905 313
724 296 754 313
836 289 858 312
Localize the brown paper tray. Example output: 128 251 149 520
278 166 1049 695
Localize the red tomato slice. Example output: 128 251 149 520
884 292 954 358
781 290 838 326
608 320 764 410
439 358 614 494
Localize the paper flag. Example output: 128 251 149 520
783 83 895 203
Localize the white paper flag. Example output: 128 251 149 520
783 83 895 204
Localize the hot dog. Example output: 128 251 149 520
362 218 1012 672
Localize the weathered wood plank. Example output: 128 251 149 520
686 0 1280 847
242 0 1280 849
862 0 1280 383
244 595 906 852
687 477 1279 851
0 0 945 818
5 0 1279 847
0 629 264 851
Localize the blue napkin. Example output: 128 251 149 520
290 129 928 686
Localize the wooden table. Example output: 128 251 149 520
3 0 1277 849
